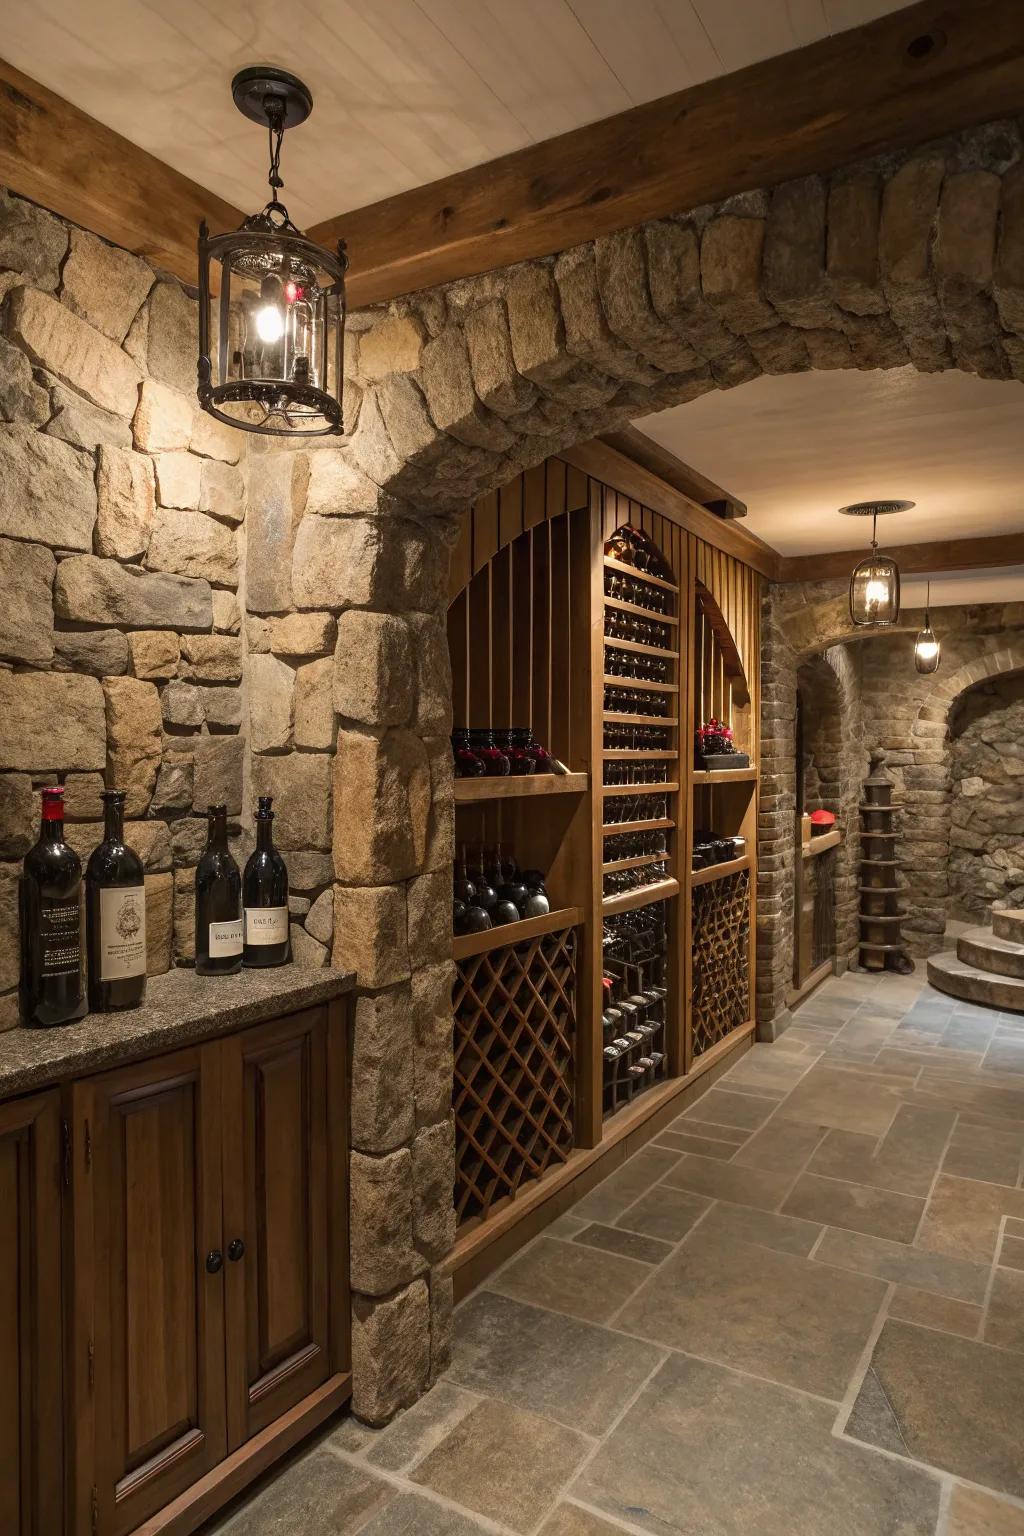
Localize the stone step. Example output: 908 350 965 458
993 907 1024 944
957 927 1024 980
927 951 1024 1014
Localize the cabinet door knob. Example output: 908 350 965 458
228 1238 246 1262
205 1249 223 1274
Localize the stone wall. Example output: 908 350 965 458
245 435 458 1420
0 189 247 1020
758 580 1024 1028
946 674 1024 919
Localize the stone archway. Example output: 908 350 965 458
288 119 1024 1414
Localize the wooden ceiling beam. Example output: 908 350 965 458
0 57 242 285
778 532 1024 582
312 0 1024 308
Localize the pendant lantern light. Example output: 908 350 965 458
197 67 347 436
914 580 941 674
840 500 913 627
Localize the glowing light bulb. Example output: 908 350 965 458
915 637 938 661
865 578 889 610
256 303 285 344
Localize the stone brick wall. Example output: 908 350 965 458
759 579 1024 1030
948 675 1024 918
0 189 247 1019
245 435 459 1420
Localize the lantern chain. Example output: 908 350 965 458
265 95 286 194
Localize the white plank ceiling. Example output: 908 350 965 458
634 366 1024 557
4 0 912 227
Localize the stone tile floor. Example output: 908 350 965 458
209 970 1024 1536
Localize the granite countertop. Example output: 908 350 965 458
0 965 355 1099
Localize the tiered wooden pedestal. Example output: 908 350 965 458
858 752 913 974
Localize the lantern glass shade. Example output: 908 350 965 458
849 551 900 626
914 623 941 673
198 220 347 436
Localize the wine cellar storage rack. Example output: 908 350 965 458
446 447 762 1273
453 921 578 1229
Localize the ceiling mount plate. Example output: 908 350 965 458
231 67 313 130
838 500 915 517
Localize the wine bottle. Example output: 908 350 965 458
195 804 242 976
243 796 290 967
20 786 87 1028
86 791 147 1011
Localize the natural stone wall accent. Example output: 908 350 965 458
759 581 1024 1028
0 193 247 1030
949 675 1024 918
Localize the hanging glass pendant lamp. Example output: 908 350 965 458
840 500 913 627
914 580 941 673
197 67 347 436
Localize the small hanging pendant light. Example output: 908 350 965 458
197 67 347 436
840 500 913 627
914 580 941 673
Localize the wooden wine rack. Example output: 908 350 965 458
445 449 762 1276
691 868 752 1058
453 922 578 1229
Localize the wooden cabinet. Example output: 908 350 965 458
0 1089 63 1536
221 1008 333 1447
71 1046 227 1536
30 996 352 1536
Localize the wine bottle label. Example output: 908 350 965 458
40 897 82 979
244 906 288 946
99 886 147 981
208 917 243 957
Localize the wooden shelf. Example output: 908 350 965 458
692 766 758 784
604 595 679 626
604 637 680 659
802 829 841 857
603 748 676 760
690 853 751 887
452 905 584 961
602 877 679 915
603 817 674 837
603 676 677 693
454 773 589 802
602 712 678 727
602 851 670 875
602 781 679 796
603 556 679 595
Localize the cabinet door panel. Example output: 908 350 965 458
74 1046 226 1536
223 1008 331 1448
0 1091 62 1536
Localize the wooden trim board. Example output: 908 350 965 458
778 531 1024 582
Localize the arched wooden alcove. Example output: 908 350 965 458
445 444 763 1293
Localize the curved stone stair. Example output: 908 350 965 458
927 909 1024 1012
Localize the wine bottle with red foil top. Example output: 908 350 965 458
243 796 290 967
20 786 87 1027
86 790 147 1011
195 804 242 975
